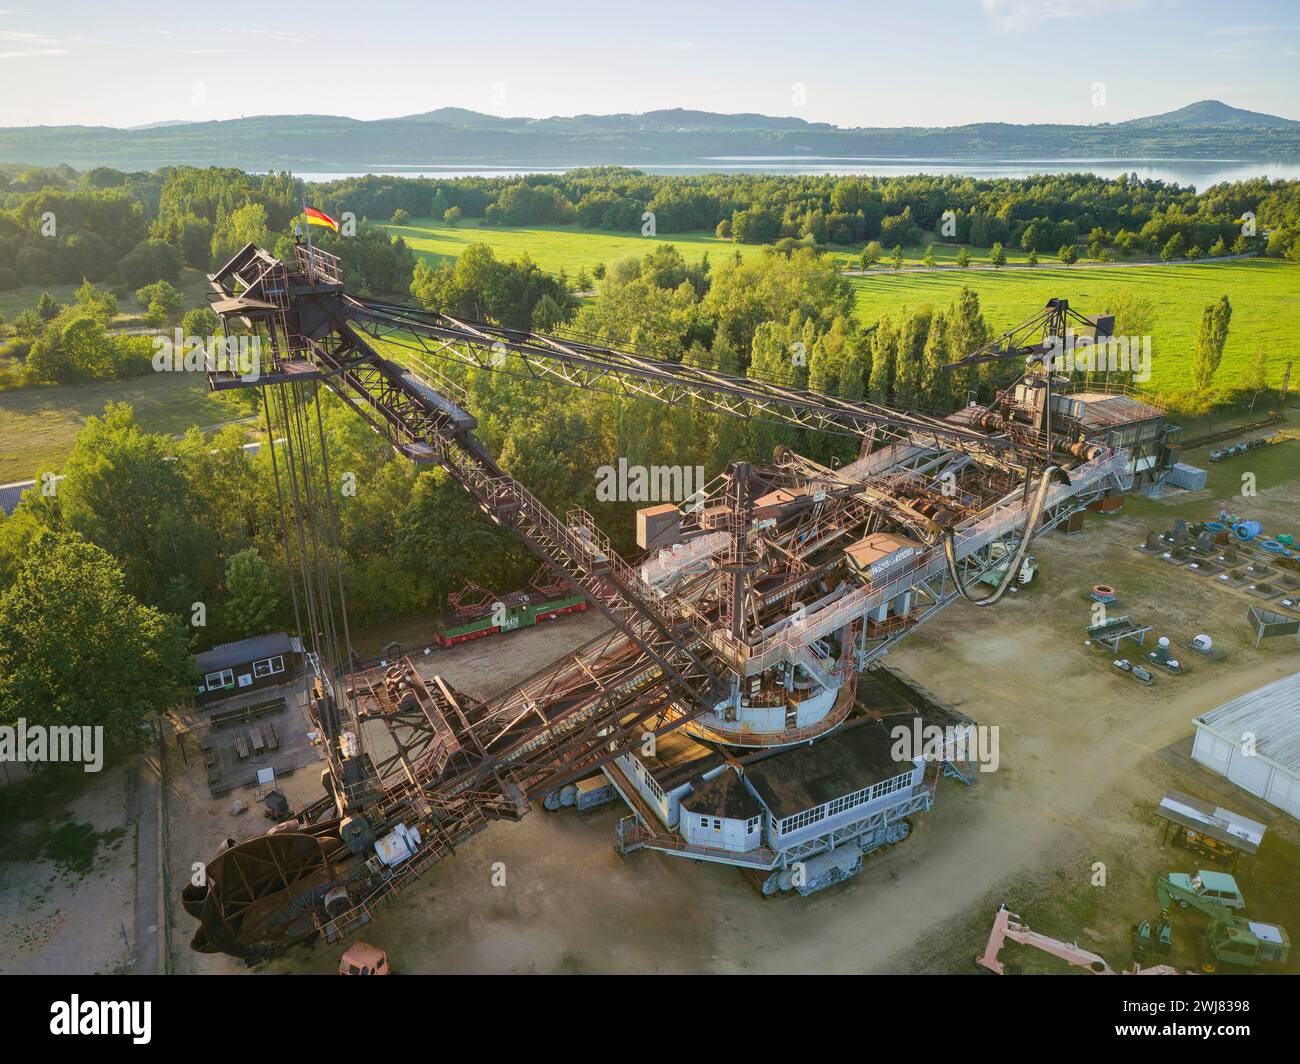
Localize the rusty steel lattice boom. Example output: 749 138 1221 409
183 242 1129 958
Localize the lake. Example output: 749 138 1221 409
289 157 1300 189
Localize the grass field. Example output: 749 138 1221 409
0 372 248 482
378 217 1168 276
379 217 772 277
849 258 1300 397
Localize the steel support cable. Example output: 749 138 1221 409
310 384 361 736
274 382 334 739
289 380 353 756
941 465 1070 607
344 295 1041 458
262 388 303 645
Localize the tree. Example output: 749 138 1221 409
136 279 183 325
1208 236 1226 257
955 246 971 268
73 278 117 321
117 238 181 288
1191 295 1232 393
1248 346 1269 395
890 244 904 270
58 402 194 604
1160 233 1186 262
222 548 281 639
715 218 731 239
922 244 936 268
36 291 61 320
921 308 951 409
390 208 409 224
1027 249 1038 266
861 241 883 269
443 205 462 226
868 312 900 402
1057 243 1078 265
181 306 219 338
0 530 191 753
989 242 1006 268
1231 234 1248 255
1020 222 1042 253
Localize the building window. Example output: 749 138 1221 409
252 655 284 679
643 772 664 803
712 819 722 831
777 805 826 835
699 816 710 829
205 668 234 690
746 816 760 834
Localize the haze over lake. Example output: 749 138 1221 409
291 156 1300 189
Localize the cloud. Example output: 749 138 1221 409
980 0 1146 32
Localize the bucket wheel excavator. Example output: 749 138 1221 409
182 241 1129 959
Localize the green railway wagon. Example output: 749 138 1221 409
435 592 587 647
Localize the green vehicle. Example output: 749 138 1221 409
435 591 587 647
1155 870 1291 971
1201 919 1291 972
1157 870 1246 913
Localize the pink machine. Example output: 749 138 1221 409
976 905 1185 976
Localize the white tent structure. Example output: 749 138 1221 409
1192 673 1300 819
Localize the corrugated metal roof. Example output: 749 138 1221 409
0 480 32 516
1194 673 1300 772
195 632 297 673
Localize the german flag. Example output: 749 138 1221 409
303 206 339 233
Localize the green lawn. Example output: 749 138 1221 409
378 216 1161 276
379 217 772 277
849 258 1300 399
0 372 249 482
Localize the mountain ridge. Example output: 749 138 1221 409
2 100 1296 171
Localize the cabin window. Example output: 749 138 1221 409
746 816 760 834
712 819 722 831
252 655 285 678
205 668 234 689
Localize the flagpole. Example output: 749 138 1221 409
300 195 316 279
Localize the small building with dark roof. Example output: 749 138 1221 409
743 721 924 849
679 767 764 853
195 632 304 704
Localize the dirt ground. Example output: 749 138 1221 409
0 761 136 974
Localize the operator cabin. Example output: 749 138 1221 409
611 717 925 857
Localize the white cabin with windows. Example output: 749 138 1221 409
678 767 764 853
744 722 926 851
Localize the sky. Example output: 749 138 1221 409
1 0 1298 129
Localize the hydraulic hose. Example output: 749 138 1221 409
943 465 1071 607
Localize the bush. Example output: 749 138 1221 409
116 238 181 289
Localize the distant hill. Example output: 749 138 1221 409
1122 99 1298 129
0 101 1296 172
